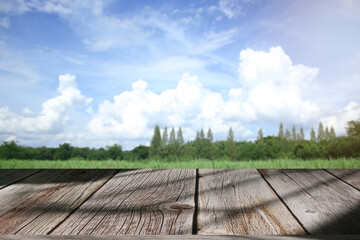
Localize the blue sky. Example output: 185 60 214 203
0 0 359 150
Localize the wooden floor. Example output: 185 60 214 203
0 169 359 238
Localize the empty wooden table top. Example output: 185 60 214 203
0 169 359 238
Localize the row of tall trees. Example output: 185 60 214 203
1 119 359 160
257 122 336 142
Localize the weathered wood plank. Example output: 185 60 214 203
51 169 196 235
0 170 41 190
1 235 360 240
260 169 360 234
197 169 306 235
326 169 360 190
0 170 117 235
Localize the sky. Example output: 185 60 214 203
0 0 359 150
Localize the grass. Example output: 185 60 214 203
0 158 359 169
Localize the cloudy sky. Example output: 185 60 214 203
0 0 359 150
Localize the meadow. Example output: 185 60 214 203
1 158 359 169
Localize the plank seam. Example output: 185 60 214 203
257 169 310 235
46 170 120 235
0 169 44 191
324 169 360 192
192 169 199 235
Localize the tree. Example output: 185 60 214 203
169 127 176 145
278 123 284 138
162 127 168 147
207 127 213 143
200 129 205 139
346 119 360 137
257 128 263 141
330 126 336 139
285 128 291 141
325 126 330 141
310 128 316 142
291 125 297 141
55 143 72 160
132 145 149 159
0 141 21 159
317 122 325 142
299 127 305 141
106 144 123 160
226 127 236 159
177 127 184 146
150 125 162 158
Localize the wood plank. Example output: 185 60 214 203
197 169 306 235
0 169 117 235
260 169 360 234
326 169 360 190
1 235 360 240
0 170 41 190
51 169 196 235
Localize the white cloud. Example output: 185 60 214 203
0 74 92 134
235 46 321 124
87 73 250 145
66 57 85 65
219 0 244 19
0 0 72 15
190 29 237 54
321 101 360 135
144 56 207 72
0 17 9 28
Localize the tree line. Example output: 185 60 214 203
1 119 359 160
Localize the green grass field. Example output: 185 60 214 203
0 158 359 169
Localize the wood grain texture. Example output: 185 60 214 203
0 170 41 190
0 170 116 235
326 169 360 190
51 169 196 235
197 169 306 235
260 169 360 234
1 235 360 240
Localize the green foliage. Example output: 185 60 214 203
257 128 263 141
207 128 213 142
226 127 236 160
346 119 360 137
291 125 296 141
106 144 123 160
317 122 325 142
299 127 305 141
177 127 184 146
278 122 284 138
162 127 168 147
310 128 316 142
0 141 23 159
55 143 72 160
131 145 149 160
149 124 162 158
1 119 359 162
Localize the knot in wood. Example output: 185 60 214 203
169 204 193 210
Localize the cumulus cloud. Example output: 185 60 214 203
87 46 358 149
236 46 321 124
87 73 250 143
0 74 92 135
321 101 360 135
1 46 358 149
